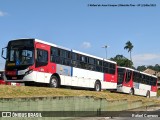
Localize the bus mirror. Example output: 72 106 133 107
1 47 7 59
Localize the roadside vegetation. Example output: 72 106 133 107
157 89 160 96
0 85 160 105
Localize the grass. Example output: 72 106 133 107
0 85 160 105
157 89 160 96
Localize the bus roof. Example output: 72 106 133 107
139 71 157 78
36 39 116 64
72 49 103 60
117 66 135 71
118 66 157 78
73 49 116 64
35 39 71 51
103 58 117 64
10 38 71 51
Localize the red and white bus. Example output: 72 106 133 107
0 70 12 85
0 70 5 85
117 66 158 97
1 38 117 91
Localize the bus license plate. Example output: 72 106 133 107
12 77 17 80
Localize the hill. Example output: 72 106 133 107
0 85 160 105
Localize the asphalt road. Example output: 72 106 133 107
73 105 160 120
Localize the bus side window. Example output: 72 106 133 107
88 57 95 71
71 53 79 68
141 75 145 84
36 49 48 67
151 78 157 86
95 59 102 72
141 75 146 84
109 63 115 74
125 70 131 83
145 76 149 85
103 61 109 73
133 72 138 82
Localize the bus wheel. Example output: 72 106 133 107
129 88 134 95
49 76 59 88
146 91 150 98
94 81 101 92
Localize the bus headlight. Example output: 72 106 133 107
25 69 33 76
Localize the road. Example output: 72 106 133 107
73 104 160 120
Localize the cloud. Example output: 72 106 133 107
0 11 7 17
82 42 91 49
133 54 160 67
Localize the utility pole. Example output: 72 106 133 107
102 45 109 59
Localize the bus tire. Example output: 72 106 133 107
94 81 101 92
129 88 134 95
49 76 59 88
146 91 150 98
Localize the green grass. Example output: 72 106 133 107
157 89 160 96
0 85 160 105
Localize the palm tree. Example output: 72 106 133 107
124 41 134 62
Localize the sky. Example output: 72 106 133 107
0 0 160 70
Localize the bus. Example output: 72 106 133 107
117 66 158 97
0 70 5 84
1 38 117 91
0 70 12 85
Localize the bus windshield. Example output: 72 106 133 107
8 49 34 65
7 39 34 66
117 68 125 84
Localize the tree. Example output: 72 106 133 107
137 65 147 71
136 64 160 72
154 64 160 71
124 41 134 62
110 54 134 68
